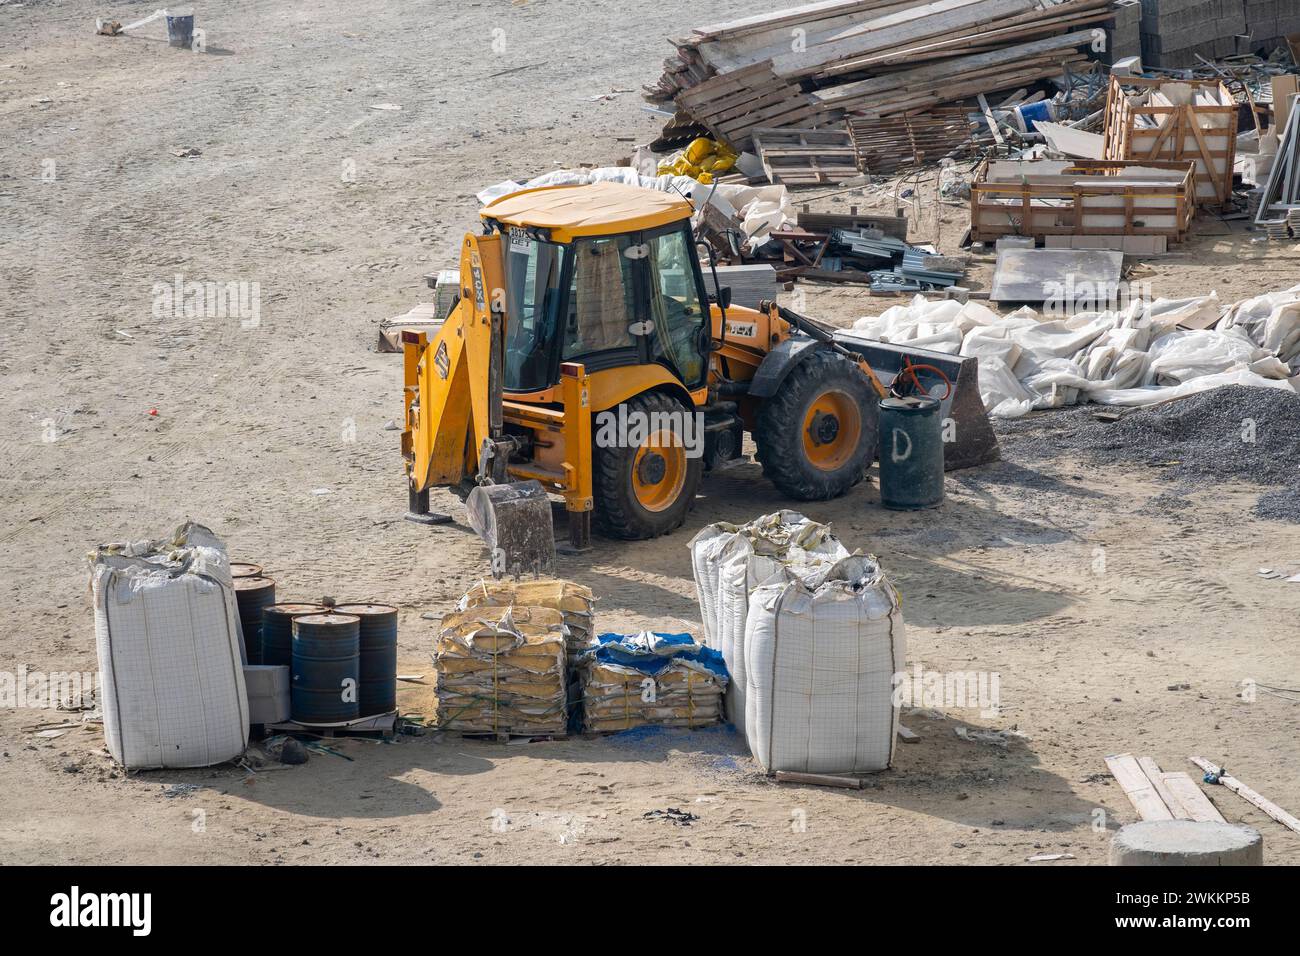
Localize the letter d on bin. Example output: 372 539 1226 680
878 396 943 510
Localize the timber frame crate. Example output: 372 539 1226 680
969 158 1197 243
1101 76 1236 209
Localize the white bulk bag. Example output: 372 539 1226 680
90 522 249 769
745 554 905 774
715 512 848 732
688 520 742 649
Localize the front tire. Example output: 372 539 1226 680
593 392 703 540
754 349 878 501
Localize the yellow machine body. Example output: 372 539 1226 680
401 181 989 549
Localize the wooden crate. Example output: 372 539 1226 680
752 126 859 185
1101 76 1236 209
970 158 1196 244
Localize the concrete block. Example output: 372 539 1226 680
243 664 290 724
1044 234 1168 254
1110 820 1264 866
996 235 1037 251
1111 55 1145 75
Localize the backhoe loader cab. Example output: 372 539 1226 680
490 187 711 395
401 181 996 570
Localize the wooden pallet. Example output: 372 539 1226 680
1102 75 1237 209
848 107 975 174
969 157 1197 243
267 710 399 739
454 731 568 743
674 62 816 153
752 126 859 185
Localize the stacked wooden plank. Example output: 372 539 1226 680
645 0 1117 154
969 157 1197 243
1102 76 1238 208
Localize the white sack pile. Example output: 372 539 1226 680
89 521 250 770
690 510 849 733
746 554 905 775
850 286 1300 418
478 166 794 252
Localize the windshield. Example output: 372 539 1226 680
504 225 707 390
503 236 570 392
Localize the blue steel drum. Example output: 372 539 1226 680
333 603 398 718
291 613 360 724
233 576 276 665
261 602 327 669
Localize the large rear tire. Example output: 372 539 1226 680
593 392 703 540
754 349 878 501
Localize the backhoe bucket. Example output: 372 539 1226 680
832 333 1000 471
465 480 557 579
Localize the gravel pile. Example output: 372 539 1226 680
995 385 1300 521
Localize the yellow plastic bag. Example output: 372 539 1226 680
685 137 714 165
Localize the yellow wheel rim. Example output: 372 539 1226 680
801 389 862 471
632 429 688 512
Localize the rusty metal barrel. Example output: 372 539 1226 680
334 603 398 717
260 602 328 669
291 613 360 724
233 576 276 665
230 562 263 579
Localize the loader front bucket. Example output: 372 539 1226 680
832 332 1000 471
465 480 557 579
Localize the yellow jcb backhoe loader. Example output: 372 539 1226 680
400 182 996 574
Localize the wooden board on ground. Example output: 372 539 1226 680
1138 756 1190 820
1189 757 1300 834
1105 752 1174 821
1160 771 1226 823
775 770 866 789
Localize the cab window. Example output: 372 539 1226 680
563 236 638 360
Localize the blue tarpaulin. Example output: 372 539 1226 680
587 631 729 683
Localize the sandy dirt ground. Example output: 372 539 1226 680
2 0 1299 865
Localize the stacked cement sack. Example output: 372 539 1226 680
88 522 250 769
435 605 567 736
690 511 849 732
579 632 728 732
745 554 906 775
457 579 595 665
